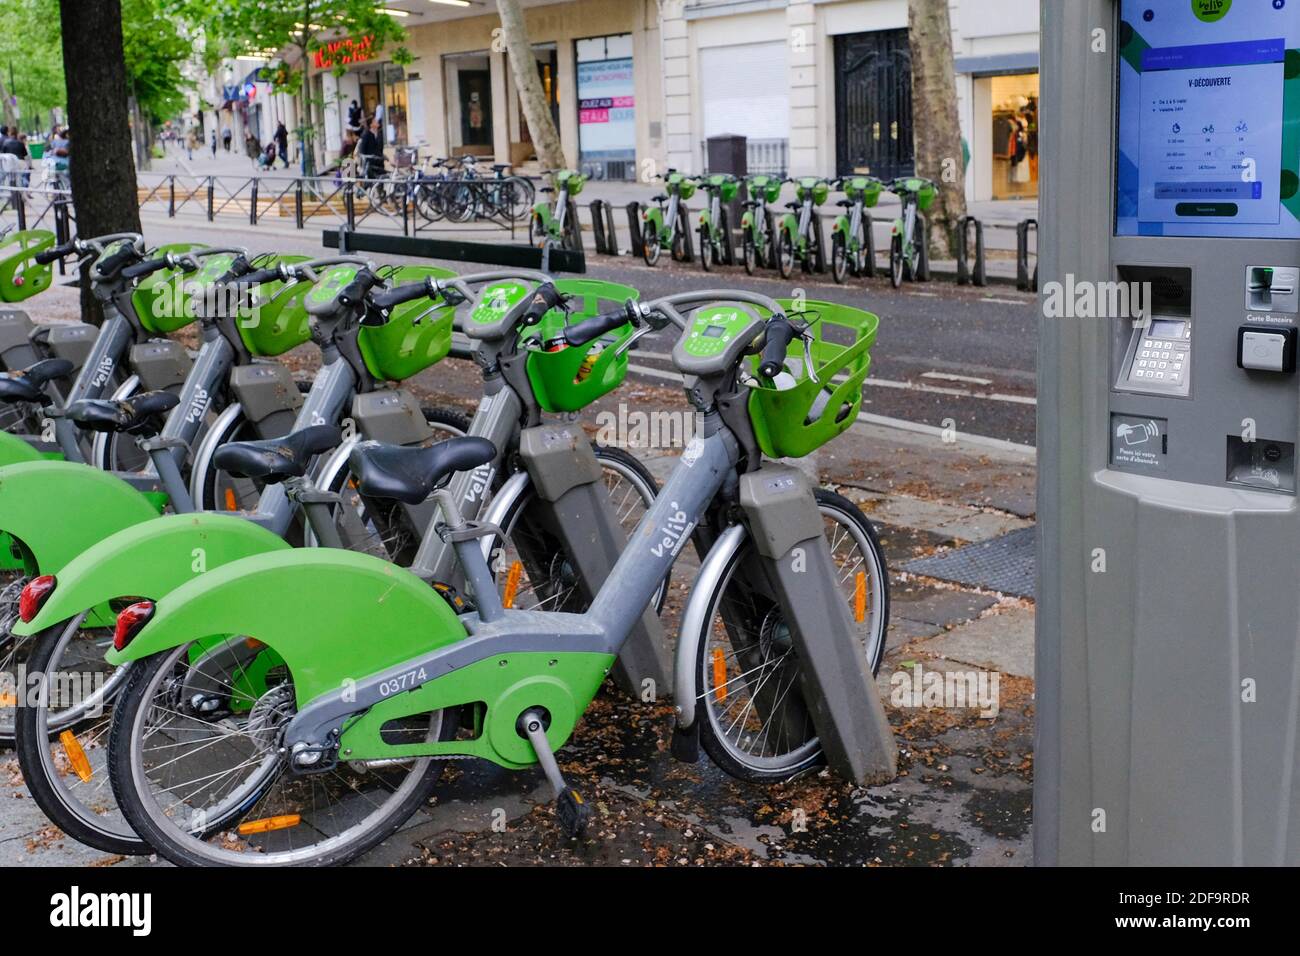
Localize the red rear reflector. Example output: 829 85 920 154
19 575 56 623
113 601 155 651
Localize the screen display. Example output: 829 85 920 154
1148 318 1187 338
1116 0 1300 238
702 325 727 338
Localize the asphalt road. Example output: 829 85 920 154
137 214 1040 446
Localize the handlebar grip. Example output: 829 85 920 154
370 278 434 310
243 265 287 286
212 255 254 287
337 269 380 309
562 301 636 347
34 241 77 265
94 245 141 278
758 317 797 379
121 256 173 280
521 282 566 326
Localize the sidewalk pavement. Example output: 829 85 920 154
0 318 1038 865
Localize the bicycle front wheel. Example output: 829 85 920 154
692 489 889 782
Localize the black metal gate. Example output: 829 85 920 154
834 29 915 181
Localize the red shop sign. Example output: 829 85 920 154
314 35 375 69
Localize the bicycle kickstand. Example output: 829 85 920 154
519 708 591 838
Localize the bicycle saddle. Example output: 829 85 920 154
66 390 180 435
0 358 75 403
651 193 668 203
784 201 800 210
212 424 342 483
835 199 854 207
348 436 496 505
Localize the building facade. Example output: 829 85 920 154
296 0 1038 199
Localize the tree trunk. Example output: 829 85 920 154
908 0 967 257
497 0 565 175
300 38 317 177
0 76 16 130
58 0 143 323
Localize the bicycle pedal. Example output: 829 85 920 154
555 787 591 839
431 581 475 614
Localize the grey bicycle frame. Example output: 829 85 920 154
286 291 898 784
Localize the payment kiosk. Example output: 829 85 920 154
1038 0 1300 864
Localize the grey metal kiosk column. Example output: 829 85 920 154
1038 0 1300 865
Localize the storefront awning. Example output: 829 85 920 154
954 52 1039 77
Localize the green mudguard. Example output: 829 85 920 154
642 205 664 239
0 461 160 575
14 513 292 637
106 548 468 706
0 430 49 468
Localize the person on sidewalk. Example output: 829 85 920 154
210 130 217 158
357 116 384 179
222 126 232 152
347 100 362 133
274 121 289 169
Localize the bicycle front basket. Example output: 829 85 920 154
133 243 207 334
746 299 878 460
525 279 640 413
239 255 314 357
0 229 56 303
914 179 937 211
358 265 459 381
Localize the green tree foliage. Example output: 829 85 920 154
0 0 194 129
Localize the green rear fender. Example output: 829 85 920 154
0 461 159 575
780 213 800 240
642 205 664 236
105 548 469 710
832 214 850 235
14 513 291 636
0 431 48 467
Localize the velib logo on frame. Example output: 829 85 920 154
49 886 151 937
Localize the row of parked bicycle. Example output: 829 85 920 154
0 228 893 866
532 167 939 288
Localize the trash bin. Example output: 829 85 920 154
27 143 44 161
706 135 747 250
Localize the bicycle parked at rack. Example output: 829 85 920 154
775 177 831 279
696 173 738 273
739 174 783 276
887 176 937 289
830 175 883 284
94 287 894 866
641 170 695 267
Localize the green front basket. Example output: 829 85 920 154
525 279 640 414
747 299 878 460
132 243 209 334
0 229 56 303
357 265 459 382
239 255 314 357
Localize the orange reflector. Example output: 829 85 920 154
237 814 301 835
854 571 867 623
0 693 16 708
244 638 266 650
224 488 238 511
712 648 727 702
59 731 93 782
502 560 523 609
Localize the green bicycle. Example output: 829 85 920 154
830 176 883 284
887 176 937 289
695 173 738 272
528 169 584 271
640 169 695 267
775 176 830 279
739 174 783 276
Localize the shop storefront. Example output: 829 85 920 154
989 72 1038 200
444 51 494 157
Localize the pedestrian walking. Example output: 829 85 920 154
222 126 232 152
210 130 217 158
274 121 289 169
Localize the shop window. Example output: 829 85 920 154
991 73 1039 200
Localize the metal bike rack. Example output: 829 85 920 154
587 199 621 256
1017 217 1038 292
956 215 988 287
626 201 645 258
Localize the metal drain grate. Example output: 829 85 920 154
901 526 1036 599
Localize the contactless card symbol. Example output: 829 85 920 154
1116 420 1160 446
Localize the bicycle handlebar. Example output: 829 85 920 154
121 255 178 281
34 241 77 265
93 244 142 278
520 282 567 327
561 300 638 347
757 316 796 379
370 277 436 310
336 268 381 310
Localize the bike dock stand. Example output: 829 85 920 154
518 423 673 699
738 464 898 783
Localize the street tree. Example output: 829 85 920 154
58 0 143 322
497 0 565 176
182 0 409 176
908 0 967 256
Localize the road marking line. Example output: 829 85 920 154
921 371 994 386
